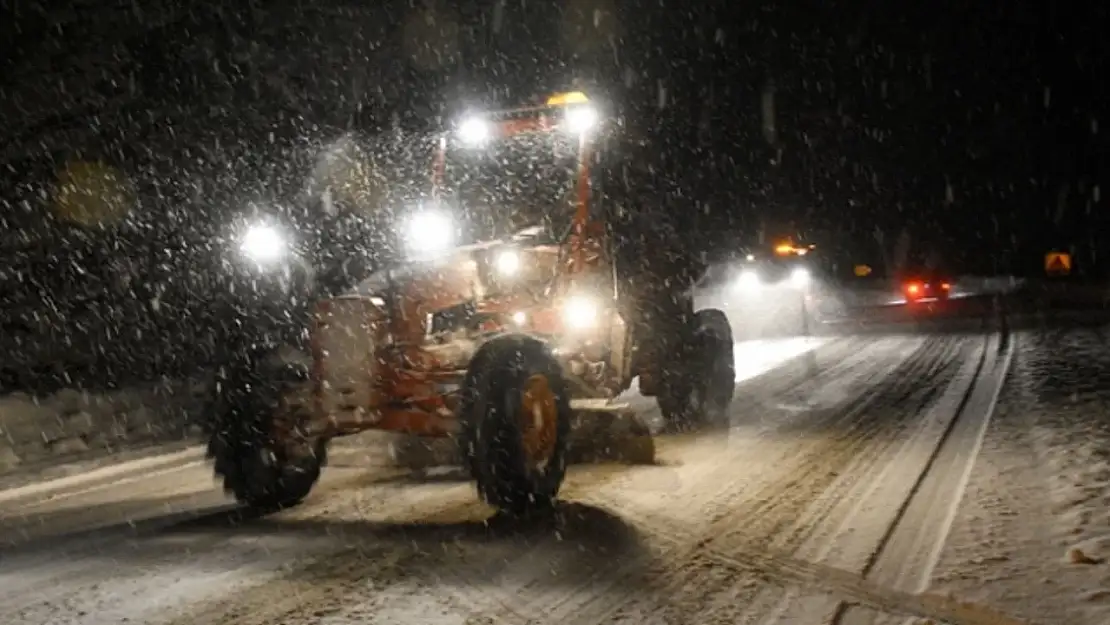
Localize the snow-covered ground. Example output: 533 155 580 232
11 327 1110 624
931 325 1110 624
0 334 981 624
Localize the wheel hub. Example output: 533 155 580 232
519 374 558 470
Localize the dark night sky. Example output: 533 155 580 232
0 0 1107 276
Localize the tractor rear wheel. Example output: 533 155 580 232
658 308 735 430
458 334 572 515
206 356 327 510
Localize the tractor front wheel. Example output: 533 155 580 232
206 357 327 511
458 335 572 515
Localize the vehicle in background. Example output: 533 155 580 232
901 273 952 303
727 241 814 296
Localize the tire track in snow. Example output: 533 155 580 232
624 336 920 532
549 336 958 625
150 469 652 625
834 334 1017 625
0 459 403 612
123 337 884 625
690 538 1028 625
0 468 486 624
679 333 1026 625
2 335 971 625
213 339 875 625
604 337 906 530
745 338 968 555
733 336 984 625
520 337 933 624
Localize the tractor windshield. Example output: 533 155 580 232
441 131 580 242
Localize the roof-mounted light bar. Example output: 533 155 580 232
773 241 816 256
453 92 598 145
546 91 590 107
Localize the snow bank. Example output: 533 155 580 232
0 379 210 473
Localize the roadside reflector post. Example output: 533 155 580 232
799 287 818 377
800 288 810 337
995 294 1010 351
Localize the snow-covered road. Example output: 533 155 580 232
932 325 1110 625
0 331 1082 625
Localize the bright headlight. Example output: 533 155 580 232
565 105 598 134
457 117 490 145
562 295 598 330
734 270 761 293
791 267 811 288
494 249 521 276
404 209 456 258
240 224 287 265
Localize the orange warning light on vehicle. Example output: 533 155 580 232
773 241 813 256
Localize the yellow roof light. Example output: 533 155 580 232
546 91 590 107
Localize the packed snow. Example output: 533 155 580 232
8 329 1110 624
931 326 1110 624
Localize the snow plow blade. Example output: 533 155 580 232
386 400 655 470
565 400 656 465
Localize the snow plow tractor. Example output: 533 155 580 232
206 92 736 515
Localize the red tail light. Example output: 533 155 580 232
941 282 951 290
905 282 921 295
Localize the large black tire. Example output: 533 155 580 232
206 355 327 510
457 334 572 515
658 308 735 430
